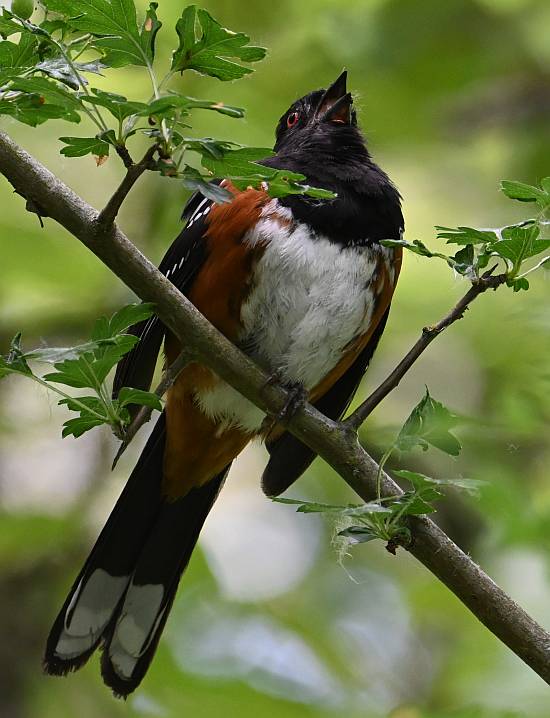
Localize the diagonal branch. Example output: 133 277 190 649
345 270 507 430
97 144 158 229
1 129 550 684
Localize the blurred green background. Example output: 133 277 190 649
1 0 550 716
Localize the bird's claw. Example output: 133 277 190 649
263 370 307 423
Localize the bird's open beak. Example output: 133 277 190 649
316 70 353 124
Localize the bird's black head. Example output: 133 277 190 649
264 71 403 248
273 71 362 157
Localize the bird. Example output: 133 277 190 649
43 71 404 697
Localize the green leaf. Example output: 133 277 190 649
452 244 476 277
435 226 498 245
500 180 546 204
138 94 245 120
62 415 105 438
0 10 22 37
180 166 233 203
59 135 110 158
8 76 82 122
381 238 451 263
393 470 485 498
44 335 138 388
200 148 336 201
490 224 550 272
393 469 438 490
39 18 68 35
200 146 272 175
81 88 148 123
272 498 354 513
35 57 106 90
183 136 239 159
59 394 105 414
395 388 462 456
139 2 162 62
44 354 102 389
0 31 37 85
390 491 438 516
42 0 150 68
171 5 266 81
507 276 530 292
85 335 139 382
91 302 156 340
118 387 162 411
0 93 69 126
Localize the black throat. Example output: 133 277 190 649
261 126 403 248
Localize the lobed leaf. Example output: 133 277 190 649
393 470 485 498
200 147 336 200
117 387 162 411
8 76 82 123
436 225 499 245
500 179 547 205
0 10 22 38
180 166 234 202
395 388 462 456
171 5 266 81
0 31 37 85
489 224 550 272
42 0 151 68
92 302 156 339
61 415 105 438
139 94 245 121
81 88 148 123
139 2 162 62
59 135 110 158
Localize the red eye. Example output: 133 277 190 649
287 112 299 128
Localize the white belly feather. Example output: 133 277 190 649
195 201 387 433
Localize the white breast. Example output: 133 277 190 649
195 200 388 433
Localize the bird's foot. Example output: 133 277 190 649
264 370 307 424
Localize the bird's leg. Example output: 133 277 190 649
263 368 308 424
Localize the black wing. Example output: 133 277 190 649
261 308 391 497
112 192 213 398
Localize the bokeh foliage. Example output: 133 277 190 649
0 1 549 717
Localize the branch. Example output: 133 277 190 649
1 129 550 684
112 348 190 469
346 270 507 429
97 145 158 229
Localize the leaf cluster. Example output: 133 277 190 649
275 387 480 551
0 2 331 200
382 177 550 291
0 303 162 439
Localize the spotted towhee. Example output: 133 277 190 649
44 71 404 696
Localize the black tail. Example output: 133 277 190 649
44 413 227 697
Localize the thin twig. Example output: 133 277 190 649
345 271 507 430
97 145 158 229
2 130 550 684
112 349 191 469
